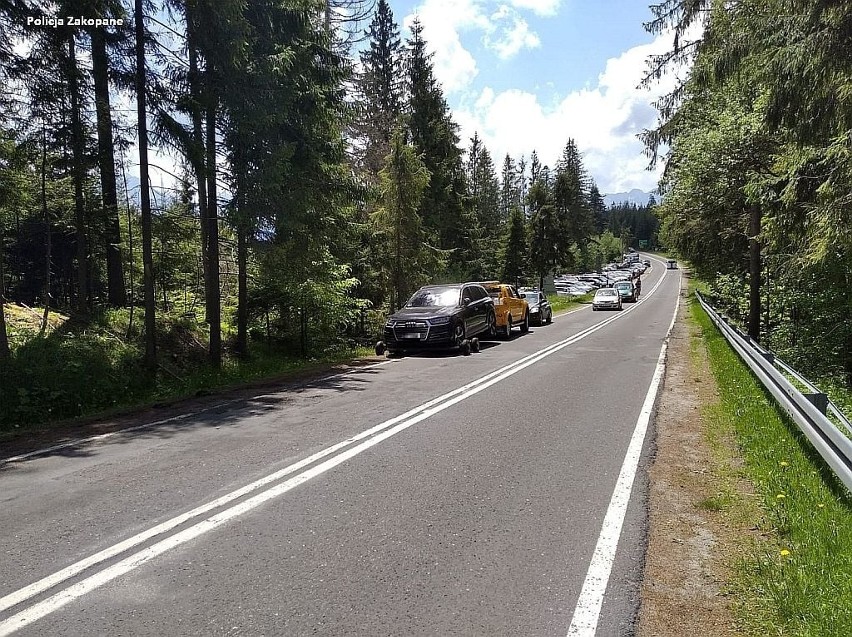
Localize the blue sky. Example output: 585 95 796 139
384 0 684 194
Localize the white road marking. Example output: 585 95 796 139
567 264 681 636
0 359 398 466
0 264 673 635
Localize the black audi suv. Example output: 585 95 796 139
377 283 496 356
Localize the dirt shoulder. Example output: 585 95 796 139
637 277 741 636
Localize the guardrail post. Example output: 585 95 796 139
761 351 775 365
804 392 829 415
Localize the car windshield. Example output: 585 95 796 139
596 289 617 297
522 293 540 303
405 288 459 308
615 282 631 290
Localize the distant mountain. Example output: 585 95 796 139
603 188 657 208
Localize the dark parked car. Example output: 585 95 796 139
376 284 496 356
521 290 552 325
614 280 636 302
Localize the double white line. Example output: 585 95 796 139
0 269 669 636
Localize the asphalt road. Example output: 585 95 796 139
0 257 681 636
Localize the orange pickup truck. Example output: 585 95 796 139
481 282 529 339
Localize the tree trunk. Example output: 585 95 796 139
40 123 52 336
135 0 157 372
187 11 210 322
747 204 761 341
0 220 9 361
121 159 135 339
236 220 248 358
91 27 126 307
67 34 88 314
205 88 222 369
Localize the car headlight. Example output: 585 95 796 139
429 316 450 325
385 321 395 328
530 307 540 313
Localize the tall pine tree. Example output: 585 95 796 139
405 19 468 262
357 0 404 182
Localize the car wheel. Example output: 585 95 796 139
502 316 512 340
486 311 497 339
454 322 466 347
460 339 472 356
375 341 386 356
521 312 530 333
545 311 552 324
470 337 480 353
592 306 597 311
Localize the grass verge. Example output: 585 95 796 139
0 302 374 435
690 287 852 636
548 293 592 313
0 348 373 442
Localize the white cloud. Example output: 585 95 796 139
406 0 543 94
455 30 688 193
485 9 540 60
404 0 489 94
506 0 561 17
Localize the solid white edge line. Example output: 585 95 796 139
566 266 681 636
0 267 673 634
0 276 662 617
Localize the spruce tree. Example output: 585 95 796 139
405 18 466 258
500 154 517 222
553 139 593 263
357 0 404 181
588 182 607 233
502 206 527 285
529 170 560 290
372 129 433 311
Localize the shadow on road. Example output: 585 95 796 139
0 365 387 469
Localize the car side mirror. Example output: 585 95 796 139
463 297 471 306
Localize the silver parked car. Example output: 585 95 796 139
592 288 622 311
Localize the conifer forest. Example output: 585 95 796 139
4 0 851 425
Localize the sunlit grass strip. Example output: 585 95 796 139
692 292 852 636
0 345 374 435
548 293 592 313
150 346 375 403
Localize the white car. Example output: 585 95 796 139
592 288 622 311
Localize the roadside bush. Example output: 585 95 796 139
0 332 146 426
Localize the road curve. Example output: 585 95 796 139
0 257 681 636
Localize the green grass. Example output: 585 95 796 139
548 293 593 313
690 288 852 636
0 303 373 435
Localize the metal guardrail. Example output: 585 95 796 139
696 291 852 493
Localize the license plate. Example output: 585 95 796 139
402 332 421 339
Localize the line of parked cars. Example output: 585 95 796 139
375 254 651 357
591 254 651 311
375 281 554 357
554 257 650 298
